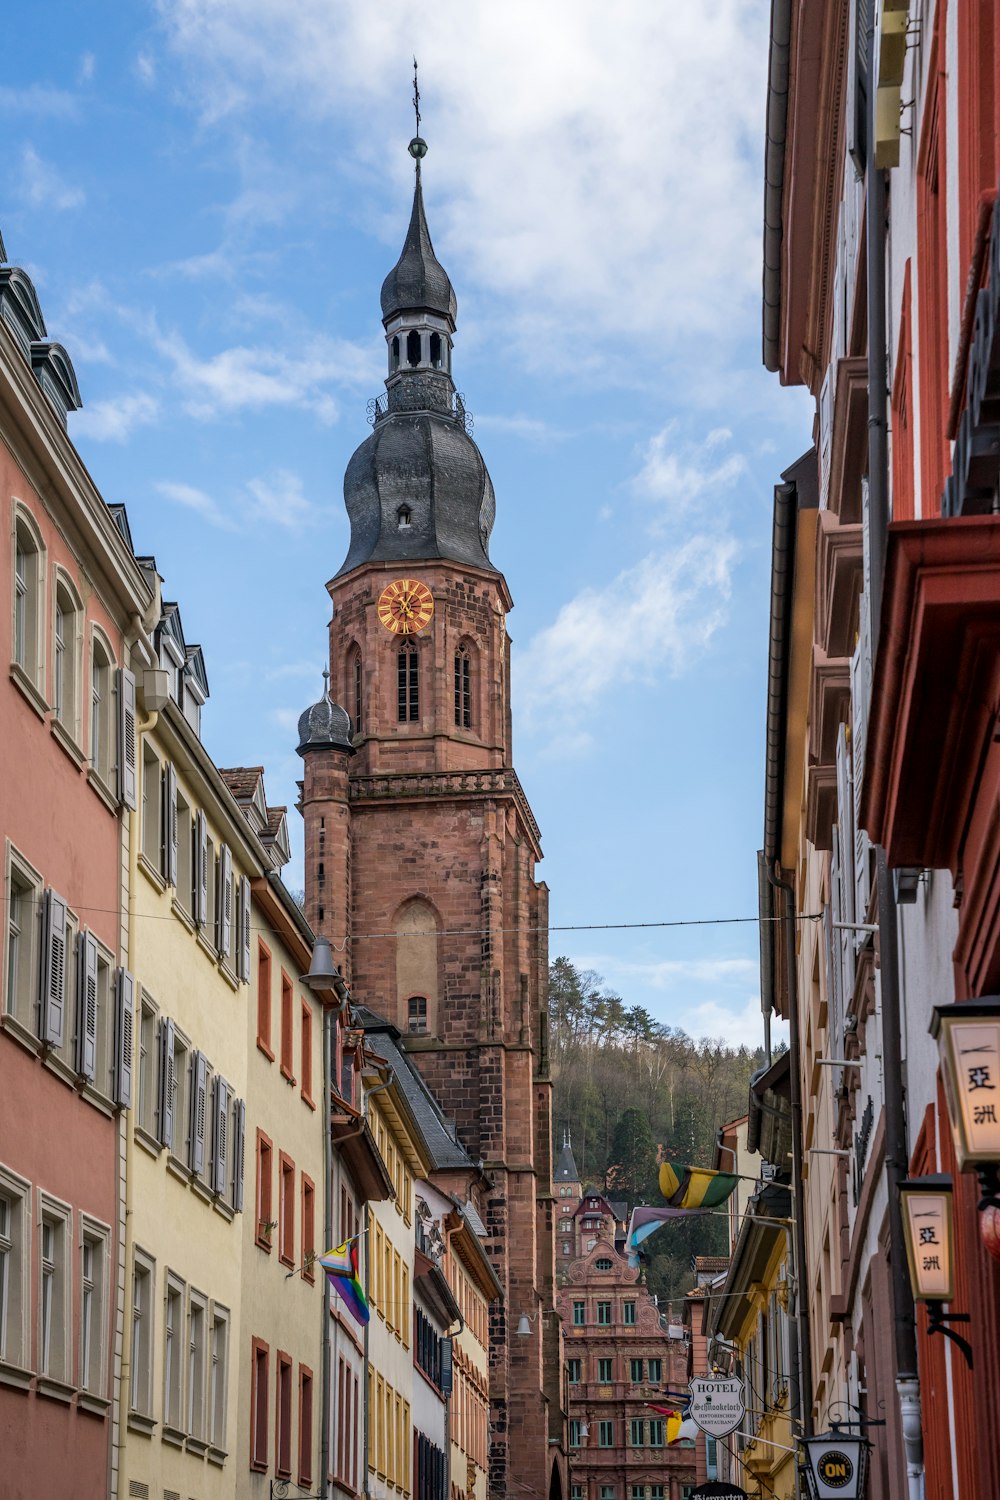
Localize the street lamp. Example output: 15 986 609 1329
800 1427 869 1500
897 1175 972 1368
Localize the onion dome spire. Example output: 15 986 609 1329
379 68 457 328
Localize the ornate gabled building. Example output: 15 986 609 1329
296 135 565 1500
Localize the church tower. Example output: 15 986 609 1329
297 132 565 1500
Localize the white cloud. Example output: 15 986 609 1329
155 479 236 530
475 414 570 443
264 660 325 681
632 423 748 526
246 469 311 528
581 956 760 993
155 0 769 363
0 86 78 118
72 392 159 441
681 993 782 1051
270 707 302 732
148 321 376 422
513 533 736 750
135 52 157 86
78 53 96 84
19 145 84 211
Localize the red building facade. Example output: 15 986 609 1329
553 1144 694 1500
0 243 153 1497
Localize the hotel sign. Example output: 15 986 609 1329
688 1376 745 1437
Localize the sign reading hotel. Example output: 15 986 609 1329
688 1376 745 1437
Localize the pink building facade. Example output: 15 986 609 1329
0 241 153 1498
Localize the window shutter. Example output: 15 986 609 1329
117 667 138 810
851 593 872 931
847 0 870 173
234 1098 246 1212
113 968 135 1109
195 811 208 927
237 876 252 983
162 763 178 887
212 1076 230 1196
190 1050 208 1175
40 888 68 1048
76 932 99 1081
835 724 856 1013
218 845 233 958
159 1016 176 1149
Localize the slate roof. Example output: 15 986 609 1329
380 170 457 327
554 1139 580 1183
354 1007 473 1171
296 691 354 756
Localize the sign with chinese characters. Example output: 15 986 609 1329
900 1177 955 1301
948 1019 1000 1162
688 1377 745 1437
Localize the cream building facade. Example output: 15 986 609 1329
118 586 262 1500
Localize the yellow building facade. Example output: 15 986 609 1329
118 624 264 1500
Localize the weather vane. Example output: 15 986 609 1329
409 58 428 166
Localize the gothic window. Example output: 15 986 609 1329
397 647 418 723
349 647 363 736
454 645 472 729
395 899 439 1038
406 330 421 367
429 332 442 368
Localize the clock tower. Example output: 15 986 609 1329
297 135 565 1500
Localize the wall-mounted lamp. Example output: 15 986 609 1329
516 1312 535 1337
898 1174 972 1368
301 935 339 992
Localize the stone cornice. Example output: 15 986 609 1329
349 765 542 856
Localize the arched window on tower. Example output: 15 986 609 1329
406 330 421 368
348 646 363 737
397 505 411 530
454 644 472 729
391 335 400 371
429 332 442 368
398 645 419 722
395 898 439 1037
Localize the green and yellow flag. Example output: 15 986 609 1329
658 1161 738 1210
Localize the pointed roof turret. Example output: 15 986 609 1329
555 1130 581 1185
379 141 457 329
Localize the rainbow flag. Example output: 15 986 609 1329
319 1237 369 1326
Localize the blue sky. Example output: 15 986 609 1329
3 1 809 1047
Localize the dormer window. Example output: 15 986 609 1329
406 330 421 367
397 505 412 530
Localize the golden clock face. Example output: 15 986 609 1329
377 578 435 635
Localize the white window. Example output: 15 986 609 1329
79 1217 110 1395
89 629 115 787
0 1166 30 1370
187 1287 207 1440
129 1249 155 1417
4 848 41 1034
209 1302 229 1453
163 1273 185 1431
12 506 45 696
52 573 82 742
38 1194 71 1386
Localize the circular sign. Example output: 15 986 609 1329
817 1451 854 1489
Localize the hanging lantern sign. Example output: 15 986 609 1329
801 1430 869 1500
688 1376 745 1437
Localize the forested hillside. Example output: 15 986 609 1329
549 956 769 1299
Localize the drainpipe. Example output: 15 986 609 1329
864 13 923 1493
767 864 813 1457
361 1071 394 1500
321 1002 334 1498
